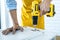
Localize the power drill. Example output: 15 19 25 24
31 1 55 31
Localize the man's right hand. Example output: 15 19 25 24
40 0 52 17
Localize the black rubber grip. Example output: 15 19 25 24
32 16 38 25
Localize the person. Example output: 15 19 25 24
2 0 24 35
2 0 52 35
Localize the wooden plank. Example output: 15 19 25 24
56 36 60 40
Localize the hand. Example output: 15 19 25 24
2 25 24 35
40 10 47 17
40 0 51 17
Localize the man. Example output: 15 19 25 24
2 0 52 35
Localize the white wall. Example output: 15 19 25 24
0 0 1 28
1 0 6 29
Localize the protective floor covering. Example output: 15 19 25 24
0 27 56 40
